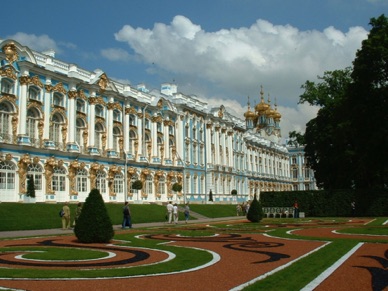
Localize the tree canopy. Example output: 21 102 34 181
295 15 388 191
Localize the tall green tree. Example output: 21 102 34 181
299 68 354 189
26 175 36 198
346 15 388 189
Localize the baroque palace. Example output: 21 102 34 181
0 39 315 204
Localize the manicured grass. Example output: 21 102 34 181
0 203 239 231
337 227 388 235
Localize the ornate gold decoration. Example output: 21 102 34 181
157 99 163 108
82 128 88 152
0 66 17 80
29 75 43 88
107 102 122 111
38 119 44 147
140 168 150 198
61 124 67 149
78 89 87 100
69 160 83 195
108 165 121 196
52 82 67 94
68 90 78 99
89 163 104 189
88 96 106 106
2 43 18 64
134 140 139 158
17 154 31 194
19 76 29 86
98 73 108 92
11 114 18 144
44 157 57 194
45 84 53 92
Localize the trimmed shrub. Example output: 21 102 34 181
26 175 35 198
74 188 114 243
132 180 143 190
247 194 264 222
172 183 182 192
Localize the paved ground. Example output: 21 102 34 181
0 216 244 239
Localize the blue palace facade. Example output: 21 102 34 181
0 39 315 204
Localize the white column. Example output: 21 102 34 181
206 124 212 164
89 101 95 146
43 81 52 140
67 91 76 143
214 127 220 165
107 103 114 150
18 75 29 136
124 106 129 153
152 119 158 158
163 120 170 160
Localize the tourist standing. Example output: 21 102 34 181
62 202 71 230
293 200 299 218
122 201 132 229
166 201 173 224
351 201 356 217
173 203 179 224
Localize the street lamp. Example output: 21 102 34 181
123 149 128 202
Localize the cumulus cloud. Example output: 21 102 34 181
7 32 61 53
114 15 368 138
101 47 132 61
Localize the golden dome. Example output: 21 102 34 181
244 96 257 119
255 85 270 113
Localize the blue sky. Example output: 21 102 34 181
2 0 387 138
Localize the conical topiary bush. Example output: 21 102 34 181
74 188 114 243
247 194 264 223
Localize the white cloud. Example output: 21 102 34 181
100 47 132 61
7 32 61 53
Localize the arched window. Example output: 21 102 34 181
94 123 105 151
76 168 88 193
292 167 298 179
157 136 163 158
28 86 41 101
0 161 16 190
27 163 43 191
27 107 40 145
113 127 121 152
169 125 174 135
145 118 150 130
157 122 162 133
1 78 14 94
129 175 138 199
53 92 64 107
76 99 85 113
0 102 13 140
95 105 104 117
50 113 64 148
52 166 66 192
96 170 106 194
114 172 123 194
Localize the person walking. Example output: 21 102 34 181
122 201 132 229
73 202 82 226
173 203 179 224
293 200 299 218
184 203 190 223
61 202 71 230
166 201 173 224
351 201 356 217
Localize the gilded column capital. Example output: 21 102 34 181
68 90 78 99
19 76 29 86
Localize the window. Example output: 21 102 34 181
49 113 64 148
53 93 64 107
129 130 137 154
129 114 136 126
159 176 165 195
192 127 196 140
27 163 43 191
114 172 123 194
0 161 16 190
292 157 297 164
129 175 138 197
292 168 298 179
95 105 104 117
169 125 174 135
113 110 121 122
113 127 121 152
27 108 40 145
76 99 85 113
0 102 13 138
75 118 86 146
145 118 150 130
304 167 310 179
157 122 162 133
1 78 13 94
145 175 152 195
28 87 40 101
185 175 190 194
94 123 105 151
96 170 106 194
76 168 88 193
52 167 66 192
